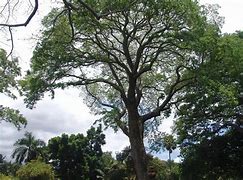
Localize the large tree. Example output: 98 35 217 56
0 49 26 129
20 1 220 178
175 31 243 178
12 131 46 164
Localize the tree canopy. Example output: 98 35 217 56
175 31 243 179
175 31 243 143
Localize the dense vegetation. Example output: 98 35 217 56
1 127 179 179
0 0 243 179
175 31 243 179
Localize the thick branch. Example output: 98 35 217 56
77 0 100 20
7 27 14 58
63 75 125 95
91 33 131 75
114 109 129 137
108 63 127 100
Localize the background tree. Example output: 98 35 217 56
148 133 179 180
175 31 243 179
148 157 180 180
160 134 177 162
149 133 177 174
100 151 129 180
180 130 243 179
20 0 221 178
12 131 46 164
116 146 135 179
0 154 20 177
48 126 105 180
0 49 26 129
0 154 4 164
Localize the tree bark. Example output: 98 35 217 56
128 106 149 180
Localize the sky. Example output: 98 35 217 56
0 0 243 162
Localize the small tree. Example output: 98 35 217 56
161 134 177 162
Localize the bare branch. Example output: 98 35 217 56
0 0 38 27
64 75 124 94
7 26 13 58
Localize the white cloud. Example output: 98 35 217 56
0 88 130 160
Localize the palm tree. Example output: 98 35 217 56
161 134 177 162
161 133 177 178
12 131 46 164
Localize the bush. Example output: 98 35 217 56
16 159 54 180
0 173 14 180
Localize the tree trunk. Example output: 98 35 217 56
169 151 171 162
128 107 149 180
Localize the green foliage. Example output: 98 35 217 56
0 49 20 97
115 146 135 178
148 157 180 180
176 32 243 142
101 152 130 180
150 133 177 153
0 174 13 180
175 32 243 179
12 132 46 164
48 125 105 179
162 134 177 154
16 159 54 180
180 130 243 179
0 107 26 130
0 48 27 129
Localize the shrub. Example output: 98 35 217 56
0 173 14 180
16 159 54 180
